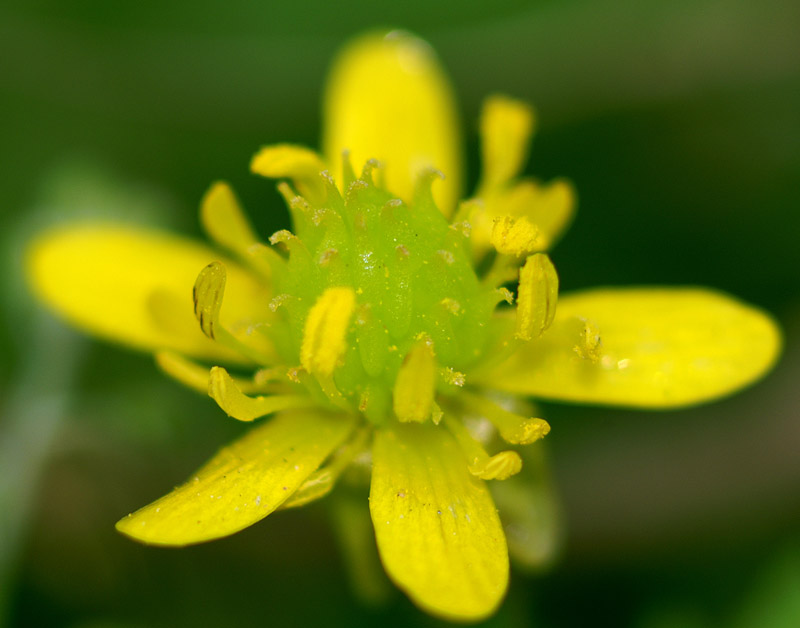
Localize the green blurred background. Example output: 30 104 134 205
2 1 799 626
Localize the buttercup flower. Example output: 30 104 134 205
27 31 780 621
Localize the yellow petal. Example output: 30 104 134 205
116 409 354 546
323 31 462 215
370 423 509 621
26 224 269 361
479 95 535 191
250 144 327 205
154 351 271 395
481 288 782 408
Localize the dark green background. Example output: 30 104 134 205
2 1 799 627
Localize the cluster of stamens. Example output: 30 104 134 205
169 144 583 483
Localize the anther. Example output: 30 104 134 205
491 215 541 257
208 366 313 422
193 262 226 340
516 253 559 341
393 337 436 423
300 287 356 377
461 391 551 445
192 262 278 364
444 415 523 481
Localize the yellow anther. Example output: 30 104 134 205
200 182 260 259
473 451 523 481
574 317 602 362
516 253 559 341
191 262 278 364
250 144 327 204
480 94 535 191
208 366 313 422
491 215 541 257
193 262 226 340
461 391 551 445
444 415 523 481
505 179 576 251
300 287 356 376
393 338 436 423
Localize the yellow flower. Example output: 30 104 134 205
26 31 780 622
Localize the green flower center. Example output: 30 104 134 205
266 162 503 424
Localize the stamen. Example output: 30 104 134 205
193 262 226 340
393 337 436 423
300 287 356 377
516 253 559 341
444 415 522 480
461 391 550 445
491 215 541 257
482 253 519 288
208 366 314 422
156 352 291 397
192 262 277 364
